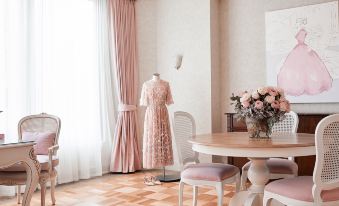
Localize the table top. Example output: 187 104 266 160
189 132 315 148
0 138 34 147
189 132 316 158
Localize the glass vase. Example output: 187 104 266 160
245 117 272 138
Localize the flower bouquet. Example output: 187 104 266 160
230 86 290 138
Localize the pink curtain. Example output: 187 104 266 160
109 0 141 173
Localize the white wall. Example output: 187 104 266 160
136 0 214 170
155 0 212 135
219 0 339 131
135 1 157 156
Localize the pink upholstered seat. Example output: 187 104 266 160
37 155 59 171
265 176 339 202
181 163 239 182
0 155 59 172
244 158 298 174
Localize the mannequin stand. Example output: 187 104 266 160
156 167 181 182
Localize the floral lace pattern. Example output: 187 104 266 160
140 79 174 169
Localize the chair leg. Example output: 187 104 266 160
40 181 47 206
179 181 184 206
215 182 224 206
193 186 198 206
17 185 21 204
51 178 56 205
240 169 248 191
235 173 240 193
263 194 272 206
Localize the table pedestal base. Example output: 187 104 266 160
229 158 271 206
229 191 261 206
230 191 284 206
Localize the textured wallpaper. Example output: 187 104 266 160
219 0 339 128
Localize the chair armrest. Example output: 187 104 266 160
48 145 59 156
48 145 59 174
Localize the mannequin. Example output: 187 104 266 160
152 73 160 81
140 73 175 185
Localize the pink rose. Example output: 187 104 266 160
252 91 260 99
279 97 286 102
264 95 275 103
271 100 280 109
254 100 264 110
269 88 278 96
240 93 251 102
280 101 290 112
257 87 268 95
276 87 284 95
242 101 250 108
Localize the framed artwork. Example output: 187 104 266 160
265 1 339 103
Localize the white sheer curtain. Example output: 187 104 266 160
0 0 115 195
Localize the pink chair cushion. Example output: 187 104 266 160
22 132 56 155
265 176 339 202
244 158 297 174
181 163 239 182
37 155 59 171
0 155 59 172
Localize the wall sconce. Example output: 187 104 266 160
174 54 183 70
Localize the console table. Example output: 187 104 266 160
0 140 40 206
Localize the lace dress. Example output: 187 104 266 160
140 79 174 169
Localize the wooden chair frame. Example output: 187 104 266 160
16 113 61 206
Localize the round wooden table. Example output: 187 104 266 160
189 132 315 206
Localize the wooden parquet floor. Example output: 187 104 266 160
0 171 236 206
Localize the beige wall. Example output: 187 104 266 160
211 0 222 133
220 0 339 131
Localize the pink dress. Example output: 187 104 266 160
277 29 333 96
140 79 174 169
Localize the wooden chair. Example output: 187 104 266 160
263 114 339 206
175 111 240 206
240 111 299 190
0 113 61 206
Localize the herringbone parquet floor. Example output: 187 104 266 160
0 171 236 206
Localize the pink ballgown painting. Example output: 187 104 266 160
277 29 333 96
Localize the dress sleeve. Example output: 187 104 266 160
140 83 148 106
166 83 174 105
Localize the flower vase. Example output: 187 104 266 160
245 117 272 138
